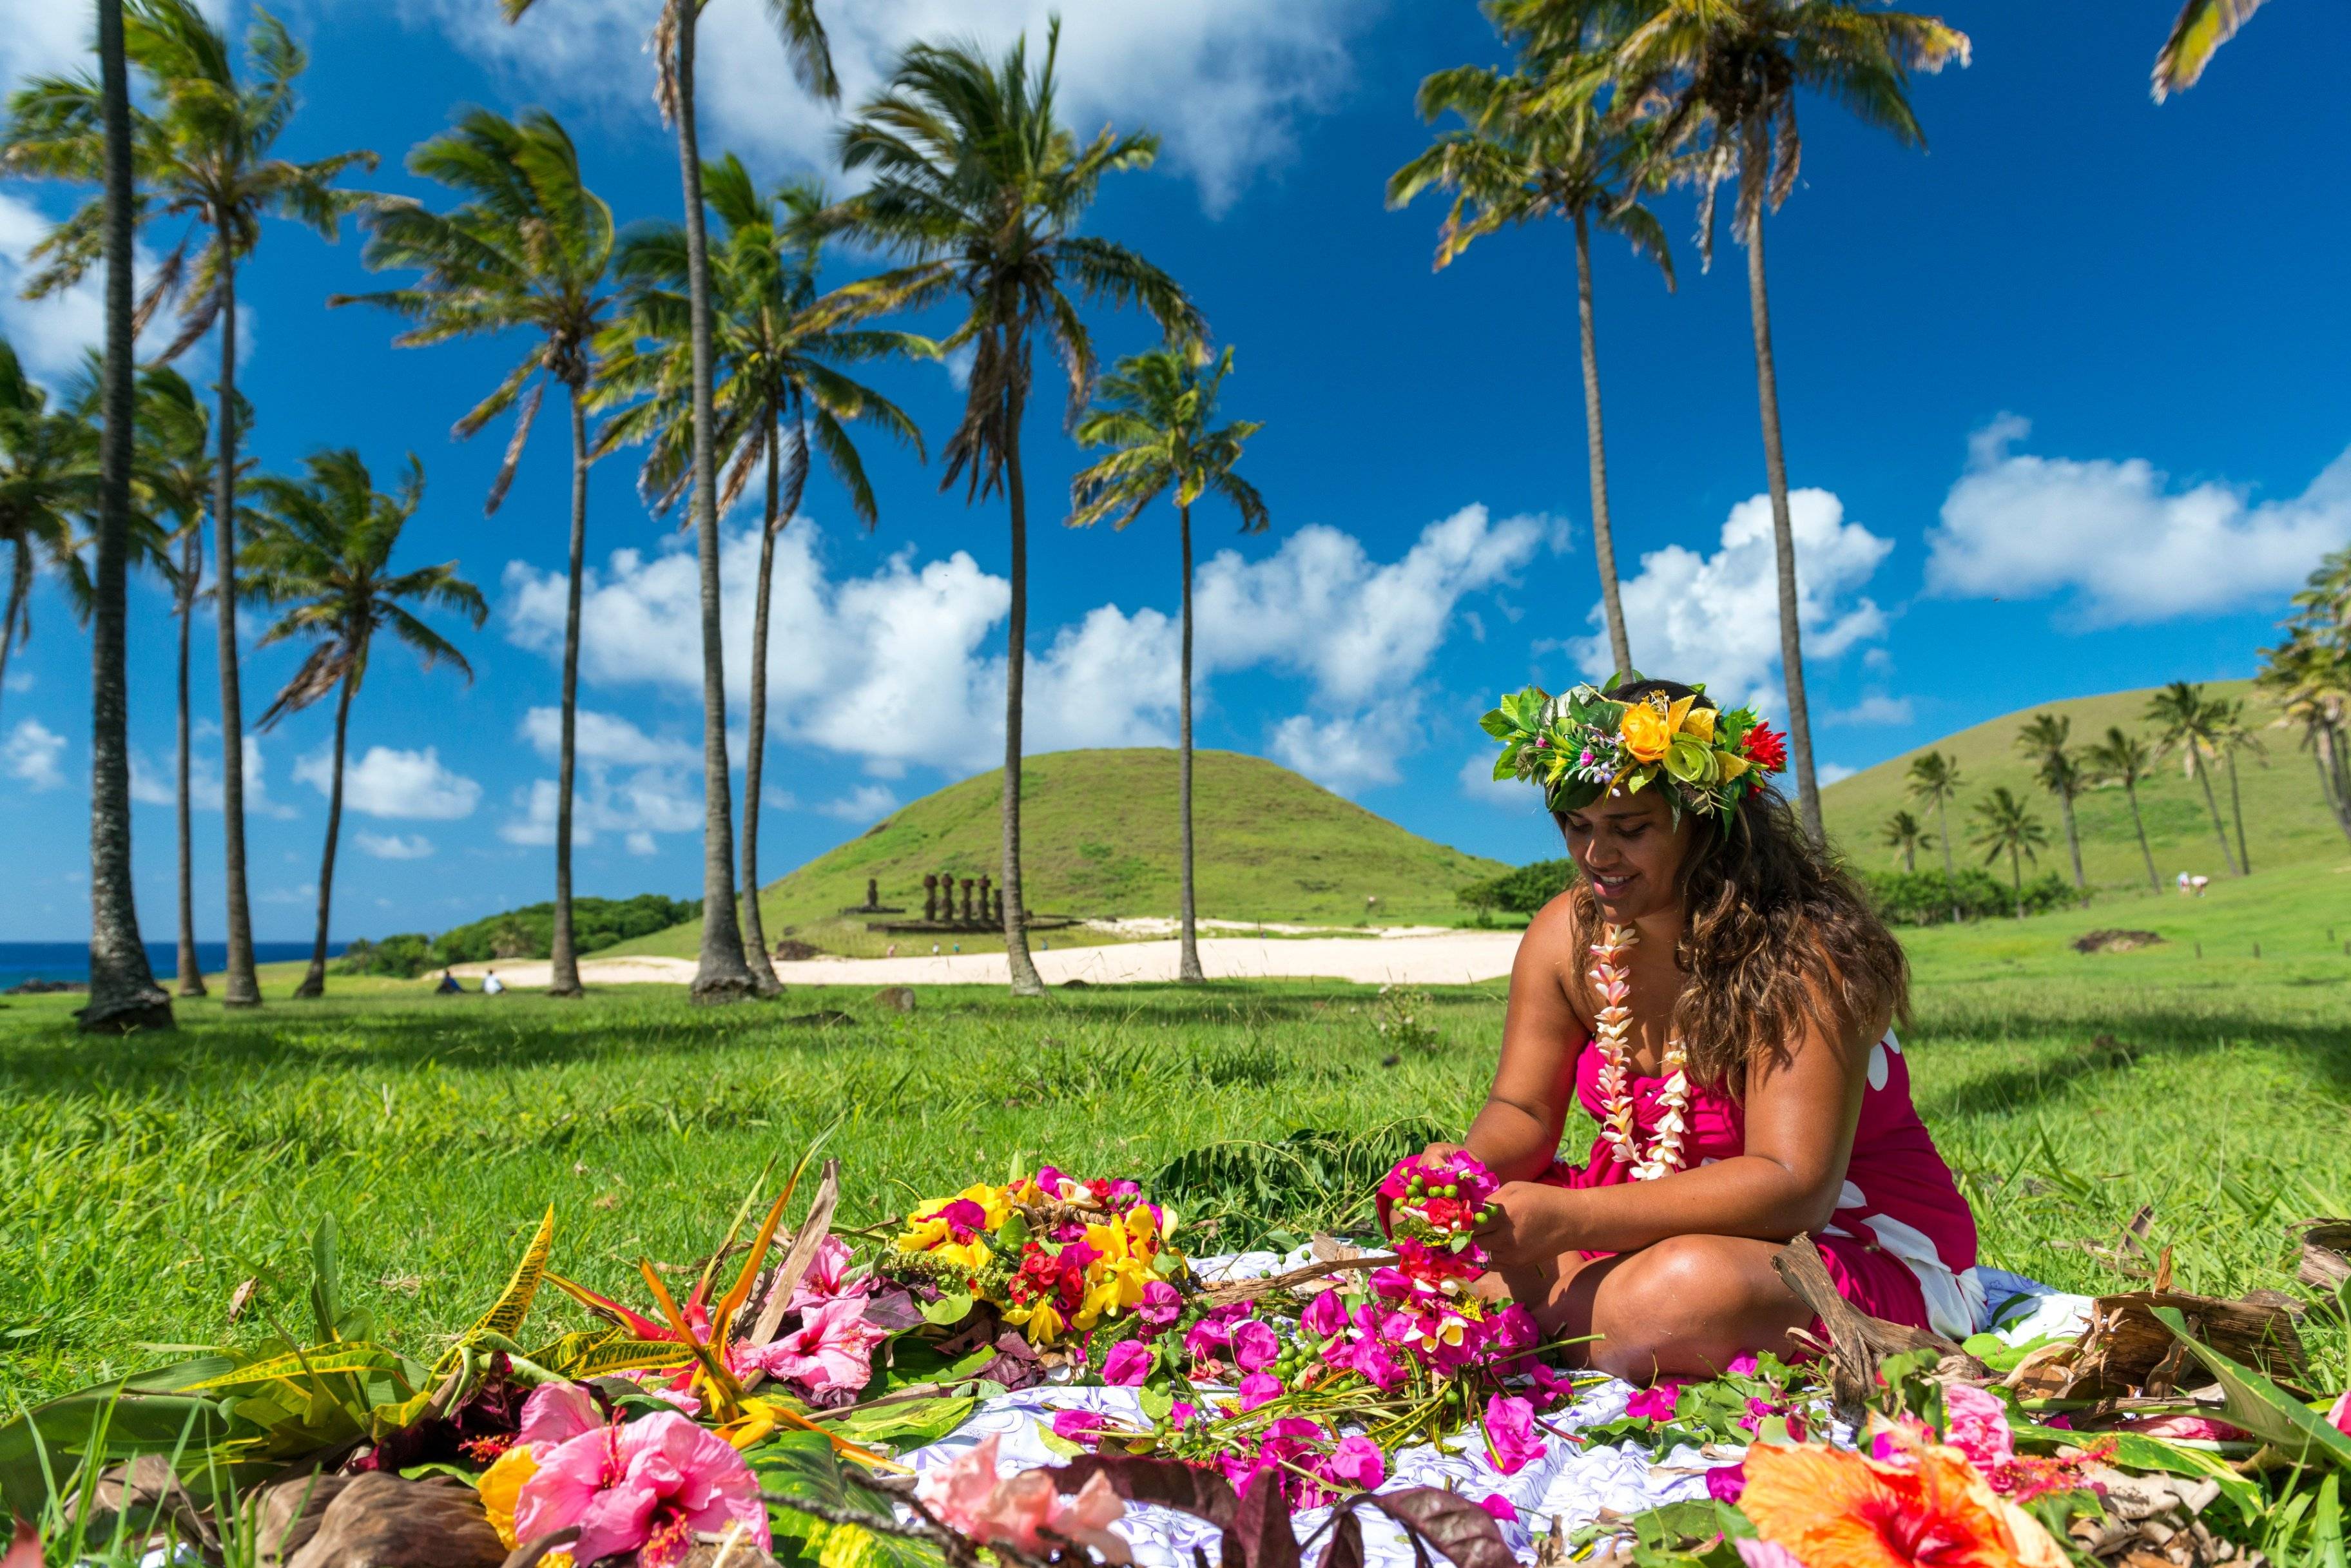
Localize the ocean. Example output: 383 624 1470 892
0 940 345 991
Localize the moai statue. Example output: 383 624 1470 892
992 888 1005 924
923 873 938 923
977 875 992 926
960 878 976 922
866 876 880 910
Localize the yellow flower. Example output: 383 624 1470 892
1074 1206 1161 1328
1680 704 1716 742
1618 701 1673 763
1008 1298 1065 1344
477 1446 539 1551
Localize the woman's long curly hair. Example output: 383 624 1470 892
1560 679 1908 1093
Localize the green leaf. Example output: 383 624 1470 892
2011 1422 2263 1525
467 1205 556 1345
918 1292 974 1327
826 1395 975 1447
995 1211 1030 1252
310 1215 342 1344
1478 708 1514 739
555 1336 695 1379
2316 1474 2345 1568
2149 1306 2351 1473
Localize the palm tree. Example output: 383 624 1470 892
0 340 95 731
595 157 927 994
1069 346 1268 984
2146 680 2238 876
1968 786 2048 916
2204 697 2263 875
1601 0 1968 843
2256 624 2351 847
1878 808 1929 873
2153 0 2274 100
829 24 1203 998
242 450 484 998
3 0 377 1009
1386 61 1672 675
331 107 614 1000
1902 751 1961 879
503 0 838 1005
2013 713 2085 891
2085 726 2162 893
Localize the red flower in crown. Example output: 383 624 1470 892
1741 722 1788 775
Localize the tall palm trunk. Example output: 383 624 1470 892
673 3 754 1003
1932 797 1953 880
293 670 354 999
2223 750 2249 874
213 240 260 1006
2007 843 2022 915
2123 780 2158 891
739 420 783 996
1572 211 1631 676
1901 839 1914 873
2187 750 2238 875
175 526 205 996
999 329 1045 1000
2315 723 2351 845
548 389 588 997
1176 501 1203 984
2056 789 2084 891
1740 121 1823 845
84 0 171 1034
0 545 26 730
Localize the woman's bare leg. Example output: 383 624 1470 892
1499 1234 1817 1383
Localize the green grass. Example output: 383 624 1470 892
608 748 1509 960
1821 677 2348 891
4 848 2346 1409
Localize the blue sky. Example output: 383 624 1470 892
3 0 2347 942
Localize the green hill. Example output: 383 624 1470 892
610 748 1509 960
1821 679 2350 891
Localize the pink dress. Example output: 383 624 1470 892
1541 1031 1984 1338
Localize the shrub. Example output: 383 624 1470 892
1858 868 2080 926
1456 857 1576 917
342 895 702 971
336 933 434 978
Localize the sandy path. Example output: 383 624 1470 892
450 931 1524 990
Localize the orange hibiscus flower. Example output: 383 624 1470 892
1739 1441 2067 1568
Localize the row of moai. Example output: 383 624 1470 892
924 872 1003 926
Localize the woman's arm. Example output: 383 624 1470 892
1454 896 1589 1183
1478 984 1882 1266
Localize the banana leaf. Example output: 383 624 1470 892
2151 1306 2351 1474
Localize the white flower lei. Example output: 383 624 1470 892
1587 922 1689 1181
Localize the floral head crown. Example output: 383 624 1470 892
1481 672 1788 828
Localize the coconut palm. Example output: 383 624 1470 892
1386 61 1672 675
2257 629 2351 846
2013 713 2085 891
2 0 377 1008
829 24 1204 998
1878 808 1930 873
0 340 95 731
2153 0 2273 101
1968 786 2047 916
503 0 838 1004
594 157 928 993
2204 697 2263 875
2146 681 2239 876
1902 750 1962 880
331 106 615 999
242 450 485 999
2085 726 2162 893
1069 345 1268 984
1598 0 1968 843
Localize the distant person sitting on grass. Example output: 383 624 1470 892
435 969 462 994
481 971 506 995
1427 675 1979 1387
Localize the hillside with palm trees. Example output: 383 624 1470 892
1821 680 2350 892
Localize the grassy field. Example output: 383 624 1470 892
1820 678 2346 890
606 748 1508 960
4 851 2345 1409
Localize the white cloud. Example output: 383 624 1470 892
296 744 481 820
625 829 657 856
519 706 697 767
1927 416 2351 624
499 767 701 848
132 735 298 818
816 783 900 822
260 883 318 905
1573 489 1892 714
363 0 1371 214
1818 762 1859 787
4 669 30 693
1828 694 1914 727
355 831 435 860
1270 702 1417 793
1457 748 1542 811
3 718 66 790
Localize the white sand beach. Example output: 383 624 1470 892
448 929 1525 989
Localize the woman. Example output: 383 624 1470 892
1443 676 1979 1384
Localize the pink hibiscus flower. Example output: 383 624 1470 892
917 1434 1131 1562
786 1235 875 1310
1939 1383 2015 1472
516 1382 600 1452
1100 1339 1152 1386
513 1411 769 1568
747 1295 888 1396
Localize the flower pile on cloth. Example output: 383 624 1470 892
883 1166 1186 1347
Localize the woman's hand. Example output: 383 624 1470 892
1474 1180 1577 1273
1415 1141 1466 1166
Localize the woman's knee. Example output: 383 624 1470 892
1587 1235 1794 1382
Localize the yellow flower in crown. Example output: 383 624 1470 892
1074 1206 1161 1328
1618 693 1693 764
1680 704 1717 743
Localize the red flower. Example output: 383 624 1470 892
1741 722 1788 774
